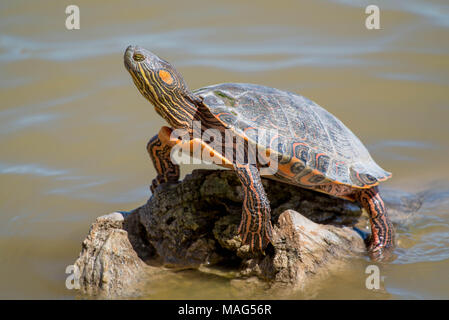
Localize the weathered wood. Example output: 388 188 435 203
73 169 419 298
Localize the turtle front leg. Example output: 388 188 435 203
356 186 396 261
234 163 273 252
147 126 180 193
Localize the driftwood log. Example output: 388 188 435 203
73 169 420 298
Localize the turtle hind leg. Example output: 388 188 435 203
147 126 180 193
234 163 273 252
355 186 396 262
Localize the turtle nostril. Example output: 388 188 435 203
133 53 145 62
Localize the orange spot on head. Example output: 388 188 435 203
159 70 173 85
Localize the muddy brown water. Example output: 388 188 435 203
1 0 448 299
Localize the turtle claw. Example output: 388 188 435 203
239 222 273 253
368 242 397 262
150 175 179 193
367 221 396 262
150 176 164 193
240 232 264 252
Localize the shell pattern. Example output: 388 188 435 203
195 83 391 189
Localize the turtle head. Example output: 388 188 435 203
124 45 200 128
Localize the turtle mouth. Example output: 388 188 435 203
124 45 138 71
124 45 155 76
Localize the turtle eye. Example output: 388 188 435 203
133 53 145 62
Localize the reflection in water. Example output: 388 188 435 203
0 0 448 299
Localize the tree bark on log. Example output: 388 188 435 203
73 169 420 298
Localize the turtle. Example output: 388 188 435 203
124 45 395 261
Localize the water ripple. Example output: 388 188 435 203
368 140 438 162
0 22 432 69
376 72 449 85
0 163 68 177
327 0 449 28
394 186 449 264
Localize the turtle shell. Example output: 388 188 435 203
194 83 391 189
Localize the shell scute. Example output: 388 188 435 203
195 83 391 188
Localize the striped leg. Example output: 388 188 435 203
356 186 396 261
234 163 273 251
147 127 180 193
